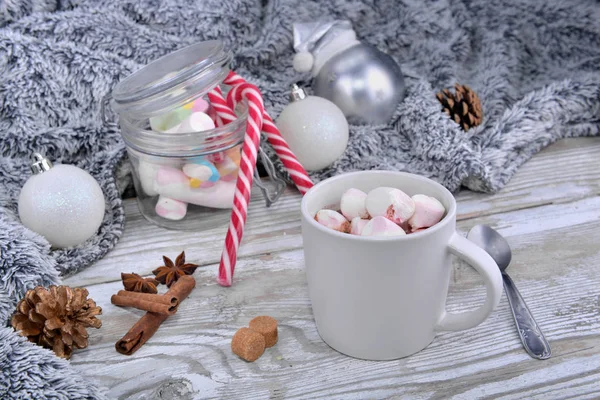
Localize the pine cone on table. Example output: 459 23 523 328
11 285 102 359
436 84 483 131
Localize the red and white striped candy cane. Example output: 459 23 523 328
206 86 235 163
217 82 264 286
261 114 312 194
224 73 312 194
209 73 312 193
208 86 237 126
210 72 314 286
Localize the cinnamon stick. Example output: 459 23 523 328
111 293 179 315
116 290 179 305
115 275 196 355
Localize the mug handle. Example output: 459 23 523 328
436 233 503 331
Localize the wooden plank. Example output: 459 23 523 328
66 138 600 288
66 195 600 399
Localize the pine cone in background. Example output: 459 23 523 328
436 84 483 131
11 286 102 359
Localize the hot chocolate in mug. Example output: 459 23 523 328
300 171 503 360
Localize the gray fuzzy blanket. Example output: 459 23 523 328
1 0 599 397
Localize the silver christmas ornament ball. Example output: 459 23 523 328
313 44 405 124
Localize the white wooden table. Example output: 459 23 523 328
65 137 600 399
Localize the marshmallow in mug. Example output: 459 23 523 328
315 209 350 233
315 186 446 236
340 188 369 220
361 216 406 237
408 194 446 232
350 217 369 235
366 187 415 225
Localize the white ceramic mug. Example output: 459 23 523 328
300 171 503 360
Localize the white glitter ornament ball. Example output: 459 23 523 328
276 84 349 171
18 154 105 248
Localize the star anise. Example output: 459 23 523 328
121 273 159 294
152 252 199 287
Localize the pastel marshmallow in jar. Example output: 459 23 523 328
340 188 369 220
149 107 192 133
215 156 239 182
208 152 226 164
156 169 236 209
154 165 233 208
178 112 215 133
154 166 190 194
366 187 415 225
186 98 210 113
149 98 211 133
225 146 242 165
361 216 406 237
408 194 446 231
315 209 350 233
183 159 220 188
155 196 188 220
138 160 160 196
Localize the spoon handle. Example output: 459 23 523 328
503 273 551 359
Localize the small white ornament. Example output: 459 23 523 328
276 84 349 171
18 153 105 248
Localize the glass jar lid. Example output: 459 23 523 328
111 40 232 119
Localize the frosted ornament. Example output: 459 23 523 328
18 153 105 248
275 84 348 171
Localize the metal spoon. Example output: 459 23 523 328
467 225 551 359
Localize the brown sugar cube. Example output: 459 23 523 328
231 327 265 362
249 316 278 348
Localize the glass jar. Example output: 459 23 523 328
109 41 247 229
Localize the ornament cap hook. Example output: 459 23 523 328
290 84 307 102
31 153 53 174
